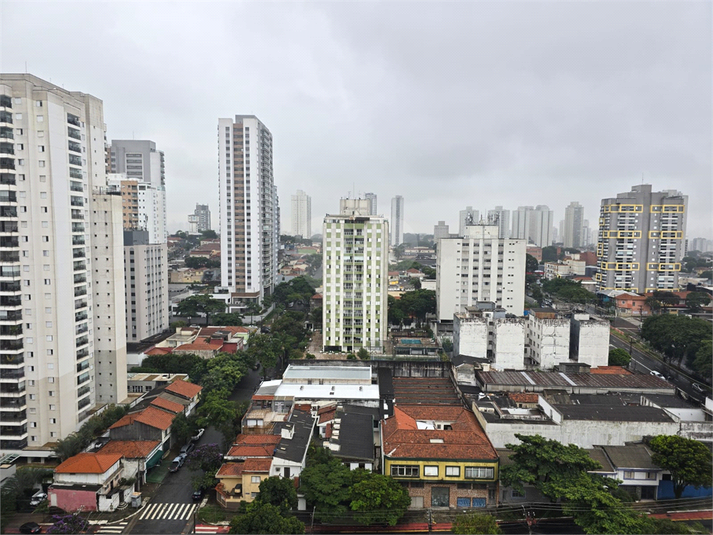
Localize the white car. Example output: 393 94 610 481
191 428 205 442
650 370 665 379
692 383 706 394
29 491 47 506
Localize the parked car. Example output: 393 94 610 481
168 456 184 473
20 522 41 534
191 428 205 442
180 443 195 456
650 370 665 379
692 383 706 394
192 488 204 501
29 491 47 506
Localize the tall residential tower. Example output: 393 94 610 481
291 190 311 238
323 199 388 353
0 74 127 454
563 202 584 248
390 196 404 246
218 116 279 304
596 184 687 293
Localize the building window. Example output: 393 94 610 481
624 471 635 479
424 466 439 477
251 476 261 484
464 467 494 479
391 465 419 478
446 466 461 477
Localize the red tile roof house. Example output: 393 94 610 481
109 406 176 451
97 440 162 488
164 379 202 416
48 453 131 512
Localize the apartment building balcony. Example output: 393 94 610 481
0 381 26 395
0 367 24 380
72 248 86 259
0 222 17 235
0 310 22 324
76 360 89 373
0 158 15 171
71 209 84 220
0 340 23 352
0 324 22 338
73 260 85 272
0 205 17 218
76 348 89 360
0 295 21 308
78 396 91 411
74 286 87 298
0 395 25 409
0 424 27 439
0 281 20 294
0 409 26 424
75 335 89 348
77 384 90 398
0 353 24 367
72 222 85 233
0 251 19 263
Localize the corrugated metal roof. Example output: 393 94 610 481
478 370 672 389
283 365 371 381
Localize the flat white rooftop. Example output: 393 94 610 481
274 383 380 401
283 365 372 381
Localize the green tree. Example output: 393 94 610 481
46 513 90 534
246 333 280 378
649 435 713 499
184 256 221 269
645 295 663 315
309 306 322 329
641 315 712 365
170 412 196 446
526 254 539 273
608 348 631 367
441 339 453 353
175 294 226 323
256 476 298 514
541 278 594 304
210 312 243 326
300 450 353 521
357 348 370 360
200 230 218 240
500 434 601 499
699 270 712 280
541 246 558 263
692 339 712 379
388 295 406 326
452 512 501 534
530 285 543 305
229 501 304 534
685 291 710 312
398 289 436 326
349 473 411 526
186 443 224 490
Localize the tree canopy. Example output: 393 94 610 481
608 348 631 367
641 314 712 366
229 502 304 534
388 289 436 326
541 278 594 304
255 476 298 514
175 294 226 323
649 435 712 499
526 254 539 273
685 291 710 312
452 513 501 534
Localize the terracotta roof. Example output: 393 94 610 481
227 445 276 458
199 326 250 336
174 340 216 352
98 440 160 459
383 405 497 461
243 458 272 473
165 379 202 399
507 392 538 403
144 346 173 356
217 463 245 477
234 434 281 445
110 406 175 431
55 453 122 474
591 366 633 375
318 408 336 424
150 397 185 414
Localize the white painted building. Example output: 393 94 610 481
563 202 584 248
453 312 488 359
493 318 526 370
291 189 311 238
122 231 168 343
569 314 609 369
0 74 127 456
436 224 526 320
459 206 479 236
390 195 404 246
487 206 510 238
526 314 570 370
218 116 279 304
322 200 388 352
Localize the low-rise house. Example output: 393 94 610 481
127 373 189 395
382 404 499 509
169 268 208 284
108 406 176 450
587 444 662 500
319 404 381 471
49 453 131 512
216 458 272 508
163 379 202 415
269 408 315 479
97 440 162 488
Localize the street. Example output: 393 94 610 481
124 369 262 534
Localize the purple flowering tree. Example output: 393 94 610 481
46 512 90 534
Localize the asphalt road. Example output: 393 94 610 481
127 369 263 534
610 334 708 403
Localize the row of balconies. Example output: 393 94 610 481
0 353 24 366
0 395 25 409
0 381 25 395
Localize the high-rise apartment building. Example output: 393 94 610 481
364 192 377 216
459 206 479 235
487 206 510 239
690 237 712 253
122 230 168 343
596 184 687 293
323 199 388 353
563 202 584 248
218 116 279 304
433 221 450 241
291 190 311 238
0 74 127 454
436 224 526 320
390 196 404 246
528 205 553 247
511 206 531 241
193 204 211 232
110 140 166 243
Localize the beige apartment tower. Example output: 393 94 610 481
0 74 127 456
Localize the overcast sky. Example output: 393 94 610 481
2 1 711 240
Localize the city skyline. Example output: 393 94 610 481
3 2 709 240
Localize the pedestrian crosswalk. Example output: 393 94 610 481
138 502 198 521
95 521 128 534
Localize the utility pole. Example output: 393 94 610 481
427 508 432 533
310 505 316 534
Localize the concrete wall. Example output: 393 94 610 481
527 316 570 370
571 318 609 368
481 418 680 449
49 486 97 512
493 319 526 370
454 316 488 358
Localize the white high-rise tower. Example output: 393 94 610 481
291 190 311 238
390 195 404 246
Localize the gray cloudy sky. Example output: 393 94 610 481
2 1 711 239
